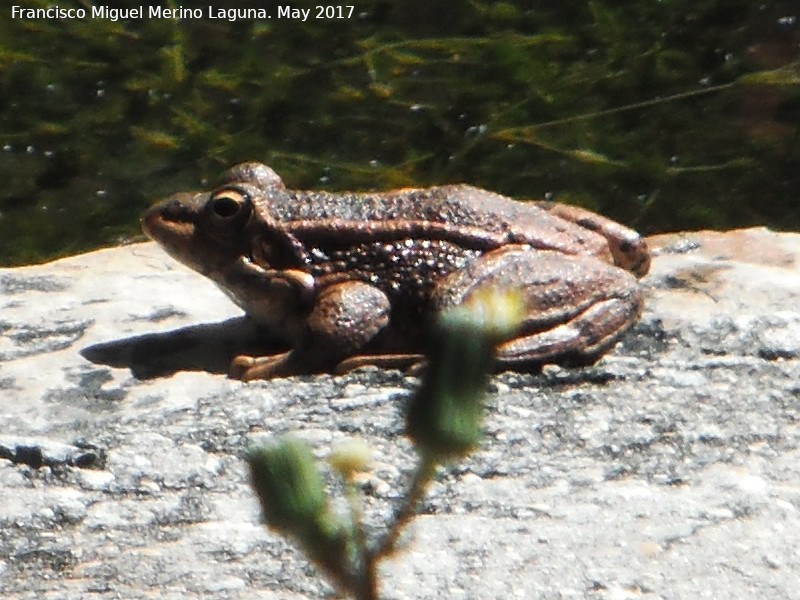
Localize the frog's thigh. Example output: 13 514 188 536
434 245 643 366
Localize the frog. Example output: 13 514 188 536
142 162 650 380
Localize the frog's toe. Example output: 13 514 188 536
229 351 292 381
334 353 426 374
496 291 642 368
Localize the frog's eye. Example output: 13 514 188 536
207 188 253 231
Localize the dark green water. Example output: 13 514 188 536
2 0 798 266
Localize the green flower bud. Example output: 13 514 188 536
248 436 348 572
328 439 373 479
407 288 524 460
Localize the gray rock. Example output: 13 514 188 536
1 228 799 599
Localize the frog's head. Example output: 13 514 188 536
142 163 285 278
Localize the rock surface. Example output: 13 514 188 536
1 227 799 600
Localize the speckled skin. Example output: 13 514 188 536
142 162 650 380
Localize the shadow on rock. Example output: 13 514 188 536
80 317 286 379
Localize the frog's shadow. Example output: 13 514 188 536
80 317 286 380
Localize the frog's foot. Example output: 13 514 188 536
535 201 650 277
230 280 393 381
434 245 644 371
230 352 295 381
495 293 641 370
230 351 425 380
334 353 426 374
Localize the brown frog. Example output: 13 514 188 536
142 162 649 380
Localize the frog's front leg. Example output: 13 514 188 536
432 245 644 371
231 280 391 380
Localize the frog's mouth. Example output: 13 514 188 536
142 193 211 272
142 209 196 240
142 193 199 240
143 190 259 280
142 211 197 266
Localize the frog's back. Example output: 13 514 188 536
265 184 609 259
265 184 522 224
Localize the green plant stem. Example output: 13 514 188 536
331 452 440 599
373 452 438 561
343 478 378 600
521 81 737 130
340 567 376 600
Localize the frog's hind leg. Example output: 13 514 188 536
494 289 642 371
432 245 644 371
534 201 650 277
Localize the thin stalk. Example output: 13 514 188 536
373 453 438 560
343 478 378 600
